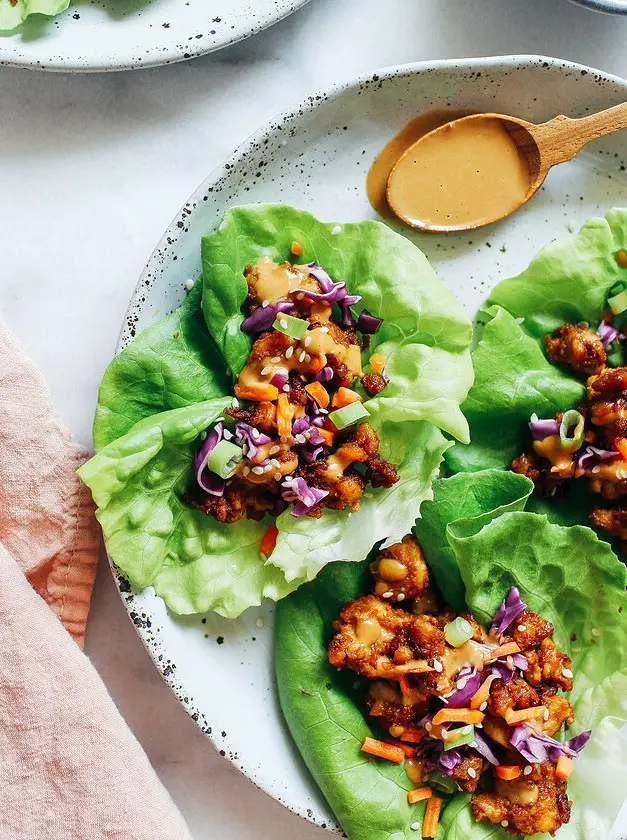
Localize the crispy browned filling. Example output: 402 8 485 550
510 320 627 543
187 258 398 523
328 537 576 837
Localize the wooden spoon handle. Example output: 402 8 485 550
533 101 627 169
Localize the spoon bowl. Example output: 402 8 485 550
386 103 627 232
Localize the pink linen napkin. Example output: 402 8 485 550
0 318 193 840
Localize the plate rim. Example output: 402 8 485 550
0 0 311 72
108 53 627 832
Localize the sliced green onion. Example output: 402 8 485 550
328 401 370 430
559 409 585 452
609 281 627 298
205 439 243 478
608 288 627 315
443 724 475 751
444 617 473 648
273 313 309 340
426 771 459 794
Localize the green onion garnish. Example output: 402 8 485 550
205 439 243 478
443 725 475 751
444 617 473 648
427 771 459 794
559 409 585 452
609 281 627 298
273 313 309 340
608 288 627 316
328 401 370 430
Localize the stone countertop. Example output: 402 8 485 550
1 0 627 835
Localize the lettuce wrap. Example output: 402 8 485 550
446 209 627 538
79 204 473 617
275 469 627 839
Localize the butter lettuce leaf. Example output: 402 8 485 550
0 0 68 30
276 470 627 840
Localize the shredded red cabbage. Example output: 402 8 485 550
281 476 328 516
445 668 482 707
194 422 227 496
491 586 527 636
472 731 500 766
270 372 288 389
292 416 311 435
299 445 325 463
314 366 334 383
510 725 590 764
598 319 619 348
576 445 619 470
234 422 272 459
414 738 461 776
357 309 383 334
528 414 560 441
241 300 294 333
563 730 592 754
491 653 528 684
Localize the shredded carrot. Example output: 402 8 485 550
432 708 484 726
331 387 363 408
234 383 279 402
504 706 547 726
470 674 498 710
317 427 335 446
495 765 522 781
306 355 326 374
361 737 404 764
291 241 303 256
369 353 386 375
399 727 424 744
616 437 627 461
422 796 442 838
408 787 432 804
484 641 521 663
382 738 416 758
305 381 330 408
277 393 295 438
555 756 574 780
259 524 279 560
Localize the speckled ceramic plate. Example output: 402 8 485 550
0 0 310 71
115 55 627 834
568 0 627 14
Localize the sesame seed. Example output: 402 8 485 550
517 624 526 632
200 431 207 441
285 346 294 359
260 366 271 376
319 408 328 414
256 617 264 628
470 741 477 748
271 356 281 363
242 466 250 476
562 668 573 678
304 335 312 347
397 593 405 601
456 679 467 690
591 628 601 637
282 384 291 392
295 434 306 444
320 326 329 333
251 428 260 440
479 701 487 712
296 293 305 301
501 821 509 828
279 319 288 329
467 767 477 779
410 822 421 832
425 723 432 732
269 445 280 455
433 659 443 672
543 708 550 721
592 465 601 474
223 429 233 440
506 656 514 670
270 458 280 468
331 225 342 235
185 278 194 291
440 729 448 740
524 766 532 776
298 350 306 363
274 472 282 481
252 466 264 475
262 299 270 307
304 353 311 363
382 591 393 599
232 398 239 407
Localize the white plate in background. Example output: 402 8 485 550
113 55 627 833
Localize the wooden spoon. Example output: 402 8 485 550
386 102 627 233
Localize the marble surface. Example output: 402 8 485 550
2 0 627 836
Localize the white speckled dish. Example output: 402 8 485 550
115 56 627 833
0 0 310 72
568 0 627 14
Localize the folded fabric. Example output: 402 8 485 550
0 318 99 647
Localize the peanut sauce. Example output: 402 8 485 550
532 435 575 477
386 115 532 231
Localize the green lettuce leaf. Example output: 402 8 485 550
201 204 473 442
276 470 627 840
79 399 300 618
93 281 229 451
0 0 68 30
